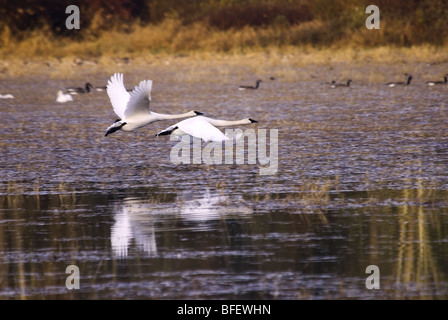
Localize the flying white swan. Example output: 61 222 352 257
0 94 14 99
56 90 73 103
104 73 202 136
155 115 257 142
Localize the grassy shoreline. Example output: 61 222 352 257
1 44 448 79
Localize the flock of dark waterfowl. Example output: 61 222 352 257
51 72 447 103
2 72 447 103
328 73 448 89
238 73 447 90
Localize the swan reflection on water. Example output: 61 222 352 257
111 200 157 258
110 191 252 258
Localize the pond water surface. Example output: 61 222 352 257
1 59 448 299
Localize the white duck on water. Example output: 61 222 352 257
56 90 73 103
104 73 202 137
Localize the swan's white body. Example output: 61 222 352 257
156 116 257 142
56 90 73 103
0 94 14 99
105 73 202 136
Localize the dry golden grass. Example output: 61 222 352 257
2 15 448 69
1 43 448 80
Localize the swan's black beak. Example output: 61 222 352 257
249 119 258 123
194 111 203 115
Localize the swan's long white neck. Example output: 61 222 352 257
150 111 197 121
205 118 252 127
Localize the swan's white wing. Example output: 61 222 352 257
107 73 130 120
177 116 228 142
124 79 153 120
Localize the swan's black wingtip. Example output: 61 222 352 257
156 126 178 137
194 111 204 116
105 120 126 137
249 118 258 123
